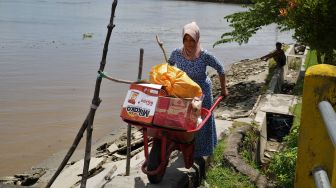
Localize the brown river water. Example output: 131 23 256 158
0 0 294 176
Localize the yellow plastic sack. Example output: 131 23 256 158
149 63 202 98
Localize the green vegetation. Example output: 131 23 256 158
288 58 301 70
266 48 318 186
267 103 301 187
205 138 256 188
205 47 318 187
267 147 297 187
291 49 319 95
264 48 321 186
214 0 336 65
239 124 259 170
304 50 319 68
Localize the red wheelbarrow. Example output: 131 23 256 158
122 96 223 184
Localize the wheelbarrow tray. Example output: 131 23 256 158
122 96 222 143
121 97 223 182
123 107 211 143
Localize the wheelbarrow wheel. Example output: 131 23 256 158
147 139 165 184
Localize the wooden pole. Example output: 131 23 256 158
156 35 168 63
137 48 144 81
125 123 132 176
125 48 144 176
45 1 118 188
80 1 118 187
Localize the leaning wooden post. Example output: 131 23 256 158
125 48 144 176
80 1 118 187
156 35 168 63
45 1 118 188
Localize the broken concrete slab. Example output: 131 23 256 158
51 157 105 188
107 143 118 154
215 119 233 138
257 94 298 115
74 160 123 188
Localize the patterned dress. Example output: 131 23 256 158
168 48 225 157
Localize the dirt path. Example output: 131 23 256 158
211 58 269 119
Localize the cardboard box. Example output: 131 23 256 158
120 83 165 124
153 96 201 131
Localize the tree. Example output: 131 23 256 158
214 0 336 65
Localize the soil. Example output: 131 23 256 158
211 58 300 119
211 59 269 119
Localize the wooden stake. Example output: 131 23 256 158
45 1 118 187
125 48 144 176
80 1 118 187
156 35 168 63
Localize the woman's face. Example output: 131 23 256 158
183 34 196 51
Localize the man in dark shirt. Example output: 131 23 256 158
261 42 287 92
261 42 286 68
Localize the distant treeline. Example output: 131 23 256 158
185 0 252 4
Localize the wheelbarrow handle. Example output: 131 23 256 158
187 96 223 133
209 96 223 113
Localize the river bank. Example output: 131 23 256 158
0 0 296 176
0 55 274 187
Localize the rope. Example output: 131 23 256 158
91 104 98 110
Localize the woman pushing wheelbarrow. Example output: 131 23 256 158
167 21 229 159
121 21 229 183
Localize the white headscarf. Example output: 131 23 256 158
182 22 202 60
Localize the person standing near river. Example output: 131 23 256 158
261 42 286 68
261 42 287 89
168 22 229 159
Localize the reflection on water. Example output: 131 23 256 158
0 0 293 176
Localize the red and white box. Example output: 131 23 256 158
153 96 201 131
120 83 165 124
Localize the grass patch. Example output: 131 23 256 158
304 50 318 68
205 138 256 188
283 44 290 52
231 121 250 129
213 137 226 164
206 44 310 188
206 167 256 188
288 57 302 70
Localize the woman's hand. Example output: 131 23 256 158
219 74 229 98
221 87 229 98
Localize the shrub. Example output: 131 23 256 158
267 147 297 187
